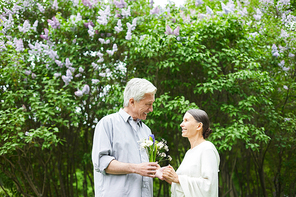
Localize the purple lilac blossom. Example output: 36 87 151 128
206 6 214 15
97 51 104 58
2 14 14 33
24 70 31 75
221 2 233 14
0 41 7 52
84 21 95 28
282 67 290 71
92 62 99 70
88 25 95 37
12 4 22 14
278 45 286 53
75 90 84 97
32 20 38 31
113 44 118 52
261 0 274 6
82 0 94 8
75 73 82 77
92 79 100 84
14 38 24 52
122 6 131 18
73 0 79 6
70 13 82 25
55 60 64 68
127 21 136 32
97 58 104 63
115 19 123 33
54 73 61 77
97 6 111 25
238 7 248 16
272 44 280 57
198 14 207 19
226 0 236 11
68 67 76 73
40 28 49 40
150 0 154 7
45 49 59 60
277 0 290 12
66 69 73 78
31 73 36 79
181 13 190 23
195 0 204 6
278 60 285 67
243 0 250 6
79 67 84 73
165 25 180 36
3 8 12 15
280 29 289 38
273 51 280 57
114 0 127 8
106 49 114 55
65 58 73 67
18 20 31 33
48 16 60 29
132 18 137 28
52 0 59 10
115 10 122 18
281 14 296 26
288 53 295 58
284 118 291 121
99 38 109 44
253 8 263 20
82 85 90 94
99 73 106 77
249 32 258 38
37 3 45 13
62 75 71 86
150 6 160 15
125 31 132 40
283 85 288 90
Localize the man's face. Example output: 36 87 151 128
131 93 155 120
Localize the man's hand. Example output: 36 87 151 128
105 160 158 178
134 162 158 178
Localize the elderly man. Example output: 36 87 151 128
92 78 158 197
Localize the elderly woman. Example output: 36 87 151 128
162 109 220 197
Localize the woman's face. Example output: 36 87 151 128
180 112 201 138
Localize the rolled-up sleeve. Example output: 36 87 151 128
92 117 115 175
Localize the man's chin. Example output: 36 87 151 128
141 113 148 120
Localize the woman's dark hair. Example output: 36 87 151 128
187 109 212 139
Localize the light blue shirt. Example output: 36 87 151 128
92 109 153 197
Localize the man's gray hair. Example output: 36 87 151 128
123 78 157 107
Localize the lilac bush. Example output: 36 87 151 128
0 0 295 196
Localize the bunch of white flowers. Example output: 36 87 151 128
139 134 171 162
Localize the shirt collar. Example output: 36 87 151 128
119 108 143 127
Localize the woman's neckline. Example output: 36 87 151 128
190 140 207 150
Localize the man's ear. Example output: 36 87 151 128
129 98 135 106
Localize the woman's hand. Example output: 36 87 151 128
162 165 179 184
155 167 165 180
